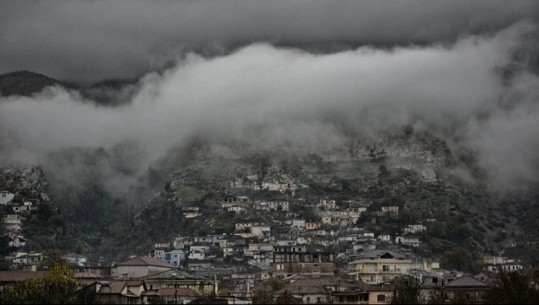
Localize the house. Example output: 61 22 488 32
332 278 372 304
319 199 337 210
149 242 171 260
74 271 105 288
244 243 274 256
11 252 43 265
235 222 253 232
250 223 271 238
274 277 339 304
305 221 321 230
274 276 392 304
296 237 311 245
150 287 201 304
61 253 88 268
163 249 185 267
483 256 524 273
182 207 200 219
381 206 399 215
290 219 306 230
267 201 289 211
244 243 274 265
0 191 14 205
0 271 47 289
403 224 427 234
4 232 26 248
143 269 215 295
367 283 394 304
80 280 147 305
193 235 223 246
188 245 210 260
322 216 336 225
11 201 34 214
221 195 250 209
173 236 194 249
377 234 392 243
218 235 245 249
272 245 335 278
395 235 421 247
2 214 23 231
349 250 414 284
444 275 489 303
254 201 269 210
227 206 246 214
346 206 367 223
112 256 175 279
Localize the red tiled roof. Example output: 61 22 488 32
0 271 47 282
74 272 104 279
98 280 145 294
116 256 174 268
142 290 161 296
158 287 200 297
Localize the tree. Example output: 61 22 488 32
252 278 285 304
391 275 421 304
484 270 539 304
391 275 444 304
275 290 301 304
0 262 80 304
0 255 11 271
252 287 274 304
39 262 80 304
441 247 471 272
0 276 41 304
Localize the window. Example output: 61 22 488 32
383 265 390 272
377 295 386 302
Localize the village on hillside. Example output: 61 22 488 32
1 187 536 304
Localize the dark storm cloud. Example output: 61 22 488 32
1 22 538 192
1 0 538 83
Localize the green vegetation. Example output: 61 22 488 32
176 186 206 203
0 262 80 304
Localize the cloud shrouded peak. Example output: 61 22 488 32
1 0 539 83
1 21 538 192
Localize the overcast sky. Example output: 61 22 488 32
0 1 539 193
1 0 538 83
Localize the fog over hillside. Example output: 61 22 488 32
0 1 538 194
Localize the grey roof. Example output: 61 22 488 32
445 275 489 288
116 256 174 268
145 268 198 280
361 249 406 259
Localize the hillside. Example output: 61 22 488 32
0 71 65 97
0 71 538 270
0 70 137 106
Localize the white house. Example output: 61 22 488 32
250 224 271 238
377 234 392 242
11 252 43 265
62 253 88 267
0 191 14 205
163 249 185 267
2 214 23 231
381 206 399 215
403 224 427 234
267 201 289 211
290 219 306 229
395 236 421 247
227 206 246 214
5 232 26 248
319 199 337 209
